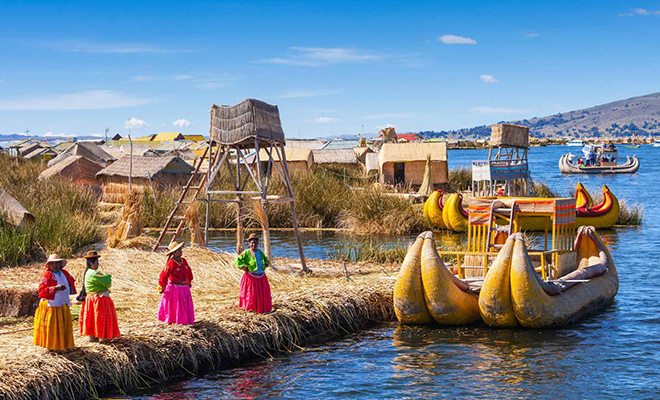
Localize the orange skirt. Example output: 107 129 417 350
80 295 121 339
33 300 75 350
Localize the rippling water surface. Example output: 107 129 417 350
132 146 660 399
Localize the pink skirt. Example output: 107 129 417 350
158 284 195 325
239 272 272 314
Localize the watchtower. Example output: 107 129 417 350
153 99 308 272
472 123 534 197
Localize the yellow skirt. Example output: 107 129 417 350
33 300 75 350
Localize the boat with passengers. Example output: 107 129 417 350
559 142 639 174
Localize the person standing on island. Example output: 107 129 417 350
236 233 272 313
34 254 76 351
79 251 121 342
157 241 195 325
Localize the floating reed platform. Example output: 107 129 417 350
0 246 396 400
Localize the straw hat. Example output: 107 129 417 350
247 233 259 242
84 250 101 259
45 254 67 268
166 241 185 255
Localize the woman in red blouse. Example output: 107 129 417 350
157 242 195 325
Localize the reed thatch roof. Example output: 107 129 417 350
378 142 447 169
48 142 116 168
0 187 34 227
96 155 194 180
209 99 285 146
39 155 103 185
312 149 358 164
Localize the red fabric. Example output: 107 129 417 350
158 257 193 288
239 272 272 314
38 269 76 300
80 295 121 339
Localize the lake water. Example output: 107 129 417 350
131 145 660 399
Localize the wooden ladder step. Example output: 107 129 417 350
494 208 512 213
492 226 510 233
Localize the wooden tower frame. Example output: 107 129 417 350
153 99 308 273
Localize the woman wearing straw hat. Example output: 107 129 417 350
236 233 272 313
79 251 121 341
157 241 195 325
34 254 77 351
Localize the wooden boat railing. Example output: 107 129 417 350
439 249 561 281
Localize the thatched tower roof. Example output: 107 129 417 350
209 99 285 146
96 155 194 180
39 156 103 186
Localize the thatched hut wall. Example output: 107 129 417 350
380 160 448 186
98 174 189 203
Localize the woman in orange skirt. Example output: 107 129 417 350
79 251 120 341
34 254 76 351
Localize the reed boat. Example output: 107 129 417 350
559 153 640 174
394 232 481 325
426 184 620 232
479 226 618 328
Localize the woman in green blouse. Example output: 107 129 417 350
236 233 272 313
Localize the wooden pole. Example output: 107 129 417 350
205 141 213 247
235 146 244 254
128 134 133 194
276 143 309 273
253 138 272 262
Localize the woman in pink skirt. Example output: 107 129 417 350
236 233 272 313
157 241 195 325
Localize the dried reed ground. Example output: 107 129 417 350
0 245 396 400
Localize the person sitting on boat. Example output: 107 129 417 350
79 251 121 342
577 158 585 167
236 233 272 314
157 242 195 325
34 254 76 351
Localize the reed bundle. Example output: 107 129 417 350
107 192 144 248
184 201 205 246
0 246 394 400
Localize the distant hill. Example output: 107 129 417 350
426 92 660 139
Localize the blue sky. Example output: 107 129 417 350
1 0 659 138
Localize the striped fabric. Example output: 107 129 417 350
471 162 529 181
553 198 576 226
468 198 494 225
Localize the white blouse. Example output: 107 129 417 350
47 271 72 307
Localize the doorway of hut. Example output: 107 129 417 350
393 162 405 185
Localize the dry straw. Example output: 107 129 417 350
0 246 395 400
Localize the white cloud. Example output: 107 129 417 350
173 118 192 128
50 40 188 53
308 117 339 123
620 8 660 16
376 123 398 130
44 131 54 137
0 90 149 110
472 107 525 114
480 74 500 83
124 118 148 130
277 89 343 99
364 113 411 120
260 47 381 66
525 32 540 37
438 35 477 45
173 75 192 80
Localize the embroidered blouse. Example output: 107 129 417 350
158 257 193 290
37 269 76 302
236 249 270 276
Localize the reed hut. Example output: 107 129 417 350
249 147 314 174
312 149 358 165
48 142 115 168
96 155 194 203
353 146 374 165
38 155 103 191
378 142 448 187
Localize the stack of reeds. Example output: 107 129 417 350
185 201 205 246
418 155 434 197
107 191 144 247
